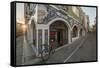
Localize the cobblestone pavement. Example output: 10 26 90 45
41 32 97 64
19 32 97 65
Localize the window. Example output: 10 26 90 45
45 29 48 45
38 29 42 46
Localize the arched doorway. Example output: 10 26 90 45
25 19 37 57
49 20 68 47
80 29 83 36
72 26 78 38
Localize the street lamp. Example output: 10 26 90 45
22 24 27 34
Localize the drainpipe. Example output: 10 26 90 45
36 29 39 57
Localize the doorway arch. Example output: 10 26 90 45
71 25 79 42
48 18 71 47
72 25 78 38
80 28 83 36
25 18 37 57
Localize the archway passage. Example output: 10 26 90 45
72 26 78 38
49 20 68 47
26 19 36 46
80 29 83 36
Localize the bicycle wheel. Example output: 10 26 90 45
48 45 54 56
41 44 50 61
49 45 56 55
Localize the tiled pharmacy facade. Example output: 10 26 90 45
25 4 86 56
16 4 88 65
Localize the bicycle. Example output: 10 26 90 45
39 44 50 61
49 43 56 55
39 43 56 61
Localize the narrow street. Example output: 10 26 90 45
66 32 97 63
41 32 97 64
14 3 97 66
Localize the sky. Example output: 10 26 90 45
81 7 96 28
16 3 25 24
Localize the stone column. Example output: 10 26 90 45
48 28 50 45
